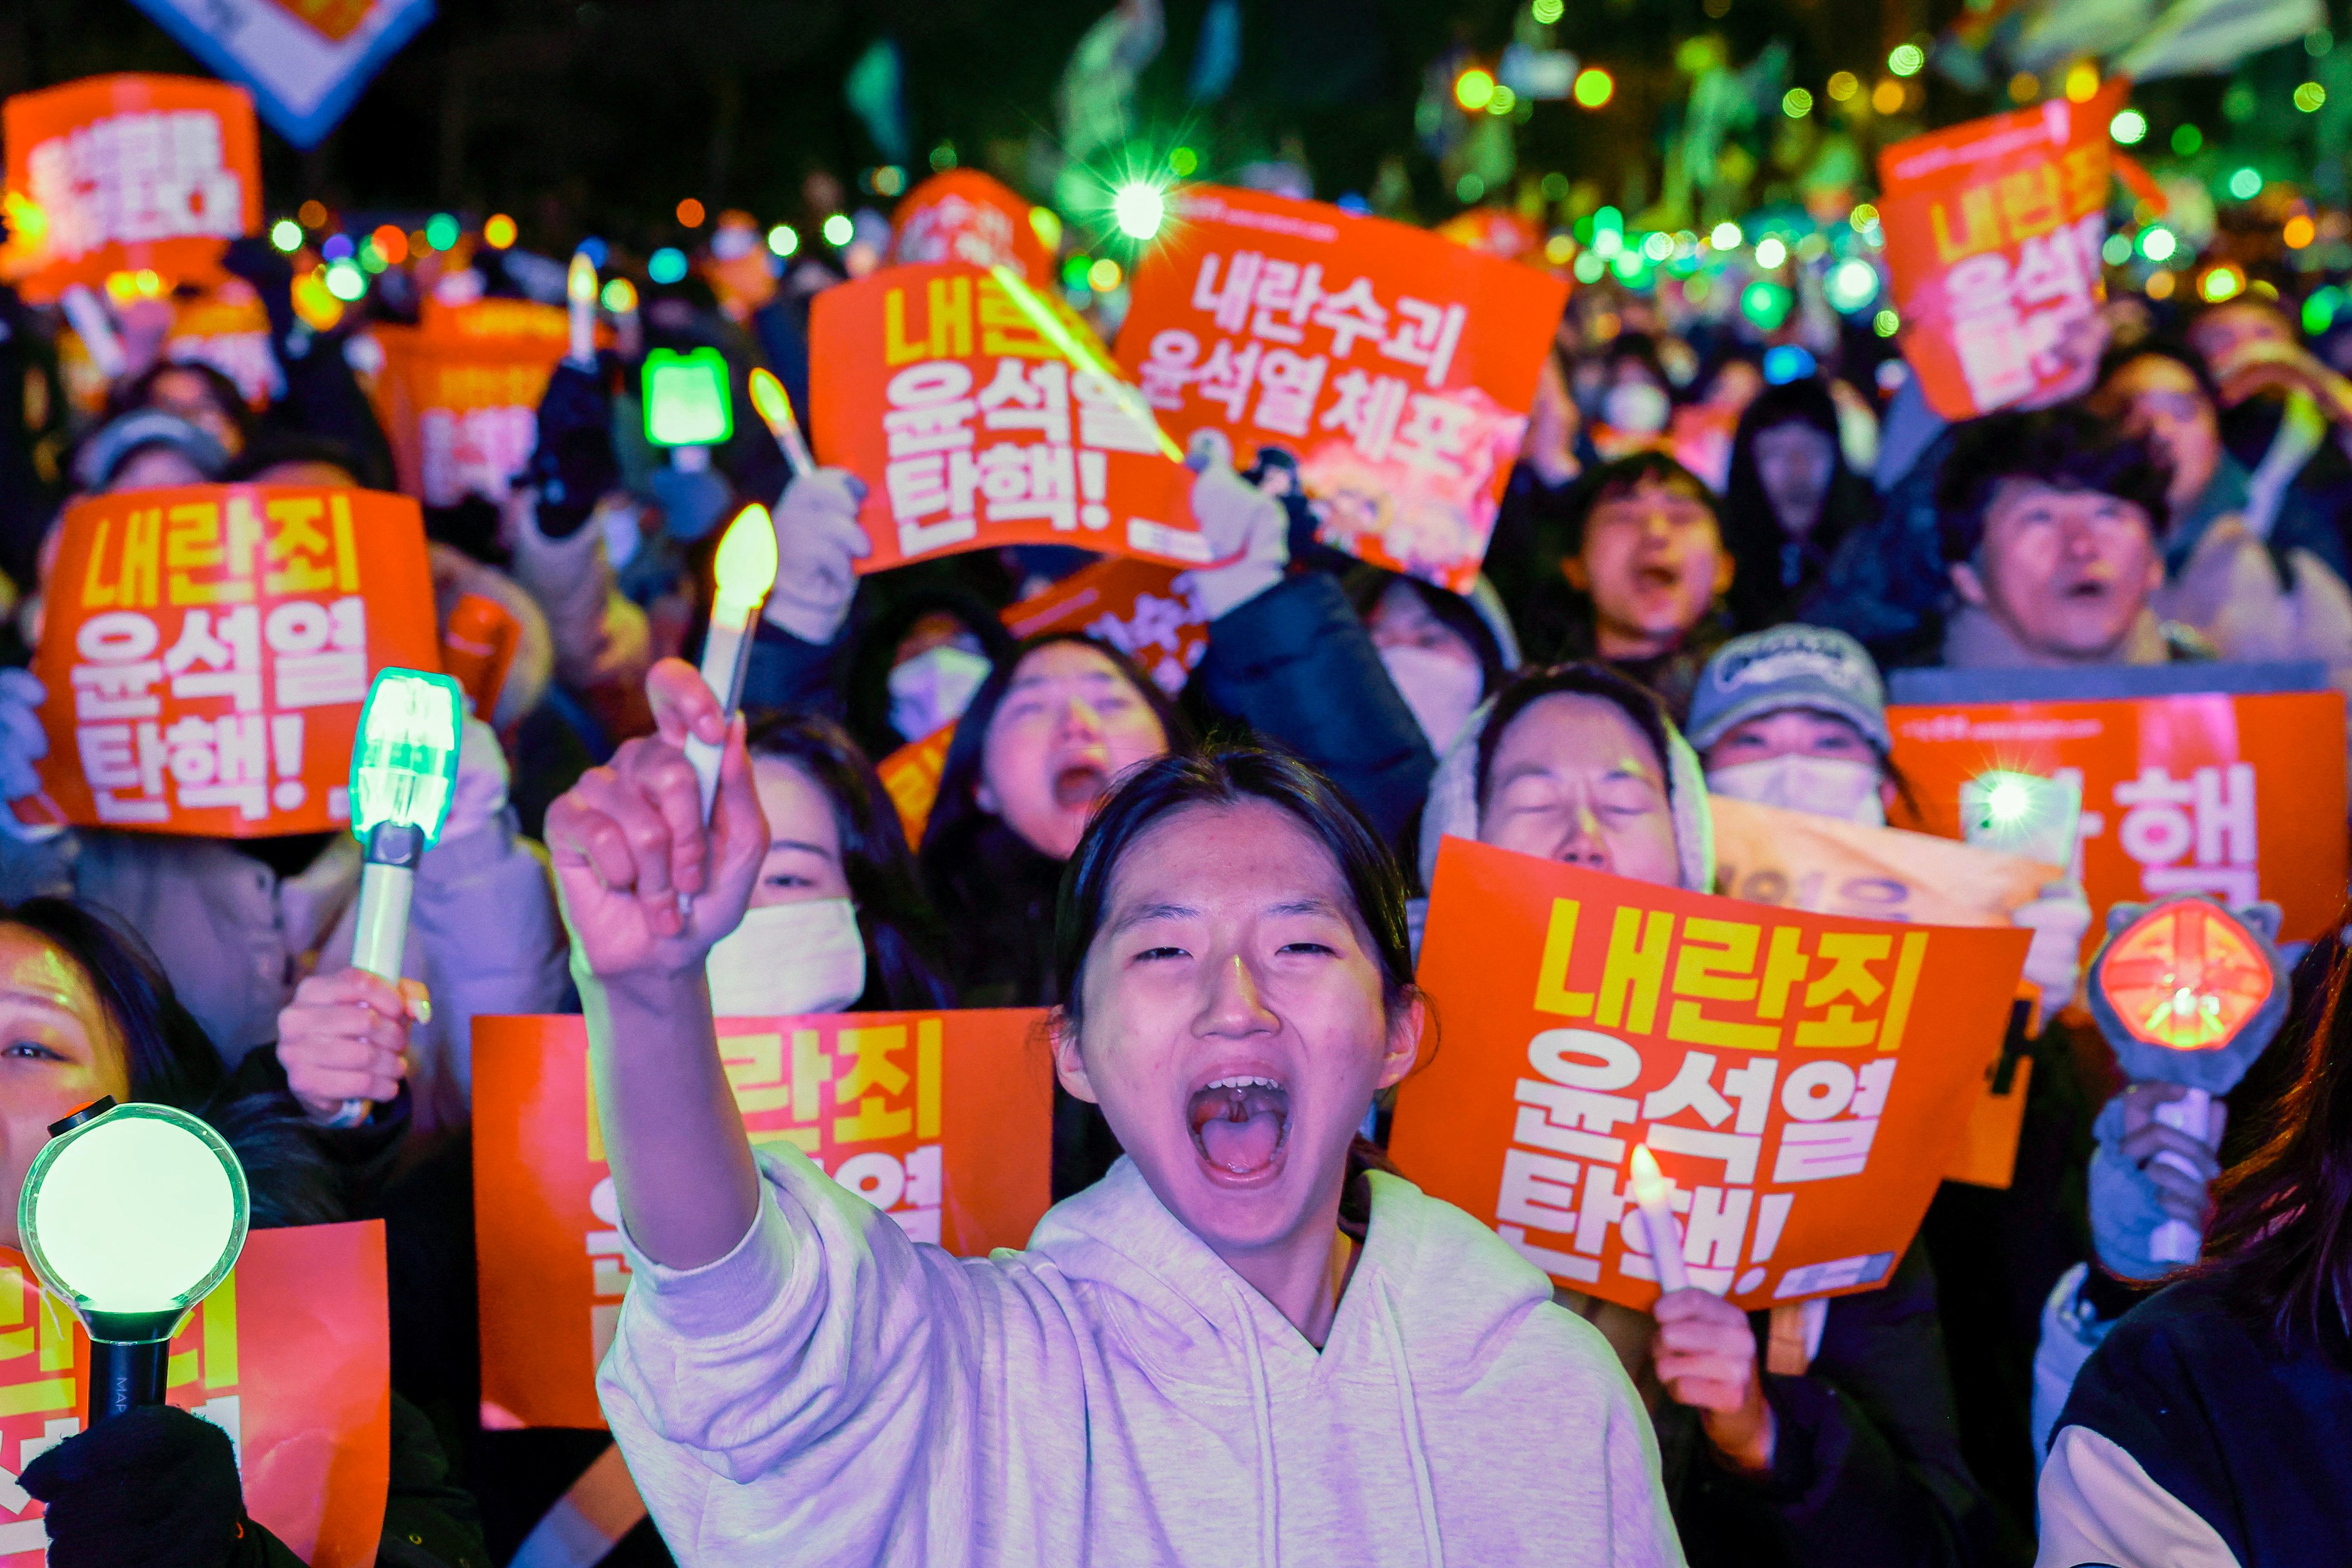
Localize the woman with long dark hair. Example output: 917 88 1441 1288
1719 379 1878 633
2038 941 2352 1567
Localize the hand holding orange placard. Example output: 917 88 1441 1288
29 485 441 838
1388 840 2026 1312
473 1009 1052 1429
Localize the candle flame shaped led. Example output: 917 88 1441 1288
685 504 778 818
567 252 599 365
1627 1144 1691 1295
747 367 816 478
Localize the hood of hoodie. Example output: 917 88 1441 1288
1414 695 1716 896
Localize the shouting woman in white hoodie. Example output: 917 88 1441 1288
544 658 1682 1568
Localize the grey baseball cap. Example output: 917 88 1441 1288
1685 623 1890 755
74 410 229 491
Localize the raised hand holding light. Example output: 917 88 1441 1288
19 1100 248 1423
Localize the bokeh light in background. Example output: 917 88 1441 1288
269 218 303 253
822 214 854 246
1454 68 1495 112
1754 235 1787 269
2110 109 2148 145
2228 167 2264 200
648 247 689 284
1111 181 1167 240
1826 71 1858 102
2173 124 2204 155
676 198 705 227
1710 221 1743 249
1782 88 1813 118
483 214 517 248
768 223 799 256
1574 68 1614 108
1887 43 1924 76
425 213 460 251
371 225 407 265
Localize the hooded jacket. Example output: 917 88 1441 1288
600 1149 1684 1568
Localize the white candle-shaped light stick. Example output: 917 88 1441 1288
686 504 778 818
747 367 816 479
1628 1144 1691 1295
567 253 598 366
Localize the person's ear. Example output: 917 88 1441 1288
1376 991 1429 1091
1712 538 1736 597
975 777 999 815
1048 1007 1099 1103
1561 553 1592 592
1950 560 1987 608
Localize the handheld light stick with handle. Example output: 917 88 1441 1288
331 669 466 1128
686 505 779 818
1628 1144 1691 1293
567 253 599 368
20 1099 249 1423
747 368 815 479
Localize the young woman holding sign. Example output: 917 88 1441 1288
551 658 1679 1567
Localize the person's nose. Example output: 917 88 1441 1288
1551 804 1610 869
1057 697 1105 746
1195 952 1279 1040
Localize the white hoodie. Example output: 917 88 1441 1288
599 1148 1684 1567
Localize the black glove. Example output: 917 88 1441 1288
22 1404 246 1568
522 360 622 538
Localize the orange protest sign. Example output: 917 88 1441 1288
890 171 1056 287
1886 690 2350 947
810 262 1211 573
1876 85 2124 420
28 484 440 837
1388 840 2027 1311
1710 795 2060 925
1114 186 1567 593
0 1223 390 1566
473 1009 1053 1429
367 295 571 506
1001 555 1210 697
876 724 954 847
2 75 259 302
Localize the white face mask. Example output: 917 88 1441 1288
888 644 993 741
705 898 867 1017
1603 380 1671 436
1708 754 1886 828
1380 644 1484 755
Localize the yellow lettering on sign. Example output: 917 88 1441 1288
1532 899 1595 1019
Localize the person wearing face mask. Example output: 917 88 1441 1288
1721 380 1881 633
1414 660 2026 1568
702 706 954 1018
2184 295 2352 581
840 589 1017 759
2090 343 2352 700
1588 335 1680 463
1347 567 1519 759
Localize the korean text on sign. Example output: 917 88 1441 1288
0 1225 390 1567
473 1010 1053 1430
1001 555 1212 698
1876 84 2125 420
810 262 1210 573
29 485 441 838
2 75 260 302
1887 690 2350 951
366 296 573 507
1388 840 2026 1313
1114 186 1566 594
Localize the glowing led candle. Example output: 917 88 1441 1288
688 504 778 817
748 368 816 478
1628 1144 1690 1294
567 252 599 365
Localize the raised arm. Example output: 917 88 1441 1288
544 657 770 1270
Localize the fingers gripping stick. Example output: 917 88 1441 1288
688 505 778 819
2148 1088 2212 1265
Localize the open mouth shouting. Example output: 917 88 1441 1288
1052 762 1111 811
1188 1072 1292 1187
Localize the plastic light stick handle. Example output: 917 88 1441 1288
773 418 816 480
329 859 416 1128
2148 1087 2212 1265
1639 1198 1691 1294
59 285 126 380
687 613 753 822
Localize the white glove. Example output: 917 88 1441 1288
764 469 874 645
441 715 510 845
2013 880 2092 1021
1183 430 1289 619
0 668 47 803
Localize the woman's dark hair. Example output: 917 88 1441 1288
2200 941 2352 1354
105 360 254 450
1473 662 1679 816
1343 566 1506 700
918 632 1192 868
223 432 385 491
1720 377 1875 629
1559 450 1719 557
1936 404 2173 565
2095 337 2225 416
1052 746 1417 1035
744 710 956 1011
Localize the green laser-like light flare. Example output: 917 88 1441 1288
987 264 1184 462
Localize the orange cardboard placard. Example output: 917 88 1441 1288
166 280 283 408
1877 86 2124 420
1114 186 1568 593
810 262 1210 573
2 75 259 302
366 295 572 507
1388 840 2027 1311
473 1009 1054 1430
29 484 440 837
876 724 954 847
1001 555 1210 697
889 171 1056 287
0 1223 390 1566
1887 690 2350 948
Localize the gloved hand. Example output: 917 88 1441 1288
1183 430 1289 619
442 715 510 844
22 1404 245 1568
2088 1084 2223 1281
522 361 621 539
0 666 48 802
763 468 872 645
2011 880 2092 1021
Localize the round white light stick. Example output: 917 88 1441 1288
1628 1143 1691 1295
687 504 778 819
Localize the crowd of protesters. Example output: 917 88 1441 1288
1 163 2350 1568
